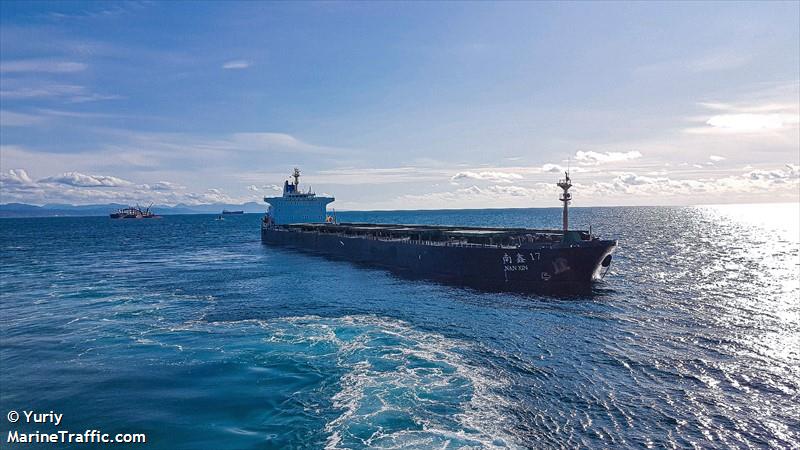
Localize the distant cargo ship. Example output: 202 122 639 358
261 168 616 293
110 205 161 219
222 210 244 215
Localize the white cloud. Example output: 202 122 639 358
4 161 799 209
382 162 800 209
400 183 545 209
0 59 87 73
698 101 797 113
541 163 564 173
709 155 726 162
222 60 251 70
184 188 240 204
588 165 800 203
706 114 790 132
39 172 131 187
489 185 535 197
138 181 185 191
0 132 351 200
0 168 249 206
746 164 799 181
537 163 588 174
0 168 35 186
687 100 800 135
451 171 523 183
574 150 643 165
613 172 663 186
246 184 282 192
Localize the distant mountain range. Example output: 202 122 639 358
0 202 266 218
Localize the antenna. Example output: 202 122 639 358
292 168 301 187
557 170 572 234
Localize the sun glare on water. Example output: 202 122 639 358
700 202 800 242
694 203 800 367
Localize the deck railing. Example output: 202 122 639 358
265 226 558 249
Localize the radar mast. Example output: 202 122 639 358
292 168 301 187
557 171 572 233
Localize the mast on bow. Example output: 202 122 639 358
557 171 572 233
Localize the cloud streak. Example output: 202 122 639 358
0 110 45 126
0 83 121 102
222 60 251 70
0 59 87 73
451 171 523 183
686 97 800 135
574 150 643 165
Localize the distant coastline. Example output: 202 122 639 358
0 202 266 218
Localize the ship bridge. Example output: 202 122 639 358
264 168 334 224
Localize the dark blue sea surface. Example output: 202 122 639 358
1 205 798 449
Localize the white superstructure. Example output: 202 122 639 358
264 168 334 225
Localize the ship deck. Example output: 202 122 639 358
275 222 592 248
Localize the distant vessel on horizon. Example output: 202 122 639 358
110 205 161 219
222 210 244 215
261 168 616 294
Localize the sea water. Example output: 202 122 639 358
1 205 798 449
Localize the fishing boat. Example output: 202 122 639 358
109 204 161 219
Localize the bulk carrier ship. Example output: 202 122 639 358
261 169 616 293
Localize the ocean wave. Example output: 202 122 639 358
199 314 522 449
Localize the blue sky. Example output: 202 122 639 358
1 1 798 209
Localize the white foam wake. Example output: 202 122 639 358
282 315 520 449
181 314 522 449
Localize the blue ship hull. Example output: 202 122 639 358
261 225 616 294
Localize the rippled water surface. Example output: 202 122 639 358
1 205 798 449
